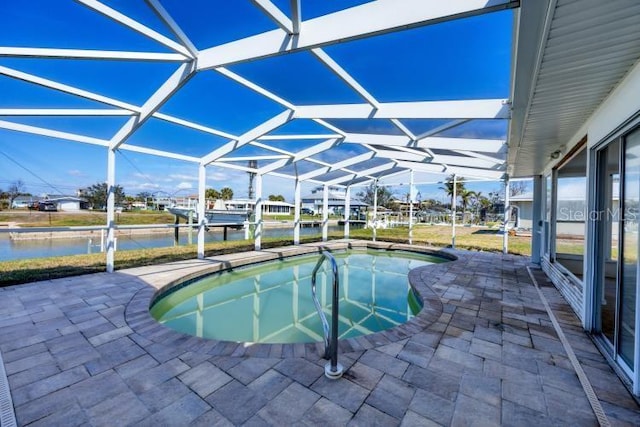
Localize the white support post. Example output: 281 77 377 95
106 148 116 273
452 174 457 248
409 170 414 245
344 185 351 239
322 184 329 242
294 178 301 245
255 174 263 250
197 164 206 259
531 175 543 264
373 180 378 242
503 177 510 255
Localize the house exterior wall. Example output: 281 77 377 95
535 55 640 394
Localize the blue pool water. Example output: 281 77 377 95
150 249 446 344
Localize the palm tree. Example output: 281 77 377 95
220 187 234 200
459 189 476 224
439 175 466 210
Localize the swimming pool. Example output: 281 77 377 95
150 249 446 344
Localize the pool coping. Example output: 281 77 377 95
124 240 460 359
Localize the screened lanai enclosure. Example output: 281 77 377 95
3 0 640 398
0 1 516 271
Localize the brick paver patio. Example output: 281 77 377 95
0 241 638 426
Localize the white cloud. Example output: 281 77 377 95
168 173 198 181
67 169 85 177
176 181 193 190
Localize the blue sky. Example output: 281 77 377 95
0 1 514 202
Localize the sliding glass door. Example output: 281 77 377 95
595 128 640 375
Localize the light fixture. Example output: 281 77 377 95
550 150 562 160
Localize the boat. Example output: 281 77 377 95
168 207 250 227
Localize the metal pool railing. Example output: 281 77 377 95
310 250 343 379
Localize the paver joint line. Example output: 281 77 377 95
527 266 611 427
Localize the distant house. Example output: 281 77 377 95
225 198 295 215
301 186 368 216
45 195 89 211
11 195 39 209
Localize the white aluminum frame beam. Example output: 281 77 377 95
257 138 341 174
0 47 187 62
0 66 238 141
0 65 141 112
197 0 516 69
0 119 109 147
110 61 197 149
201 110 293 165
344 133 506 153
295 100 509 120
297 151 376 181
395 160 504 180
250 0 294 34
145 0 199 58
215 67 296 110
290 0 301 35
0 108 133 116
311 48 379 108
324 162 397 186
74 0 194 57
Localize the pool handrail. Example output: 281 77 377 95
310 250 343 379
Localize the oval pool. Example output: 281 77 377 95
150 249 446 344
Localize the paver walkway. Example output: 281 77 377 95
0 242 638 426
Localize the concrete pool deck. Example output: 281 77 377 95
0 240 638 426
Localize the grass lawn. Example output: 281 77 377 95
0 210 175 226
0 224 533 286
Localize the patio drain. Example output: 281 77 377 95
0 349 17 427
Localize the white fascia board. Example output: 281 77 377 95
0 47 187 62
0 109 133 116
110 61 197 149
0 65 140 112
395 160 504 180
298 151 376 181
295 99 510 119
153 112 237 140
145 0 199 57
119 144 200 163
418 137 506 153
325 162 397 186
215 68 296 110
311 48 379 108
198 0 514 70
75 0 193 57
201 110 293 165
250 0 293 34
0 119 109 146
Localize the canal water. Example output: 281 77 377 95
0 225 356 261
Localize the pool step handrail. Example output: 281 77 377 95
310 250 344 379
